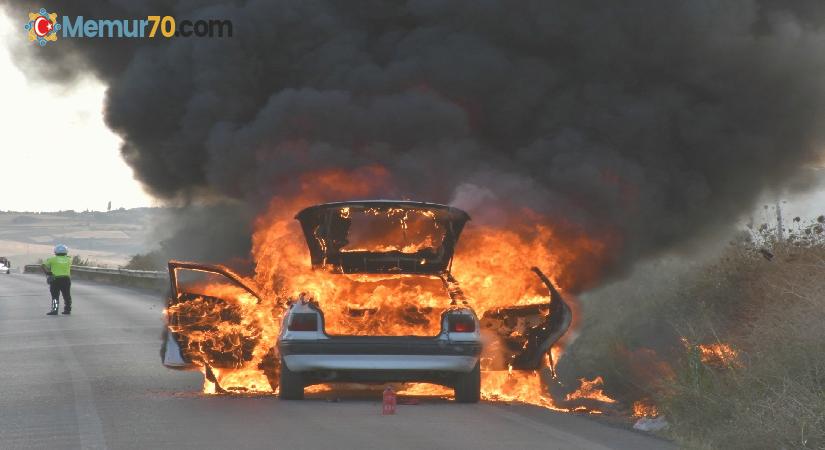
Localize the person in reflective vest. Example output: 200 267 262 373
42 244 72 315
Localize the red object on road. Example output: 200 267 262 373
382 387 396 415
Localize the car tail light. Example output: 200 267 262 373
288 313 318 331
448 315 475 333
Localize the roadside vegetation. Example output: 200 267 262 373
71 255 96 267
123 250 166 271
563 216 825 449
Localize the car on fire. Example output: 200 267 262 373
161 200 571 403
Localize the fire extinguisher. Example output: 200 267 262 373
382 387 396 415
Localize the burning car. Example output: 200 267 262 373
162 200 571 403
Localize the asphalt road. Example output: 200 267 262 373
0 274 675 450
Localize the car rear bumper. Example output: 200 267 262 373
283 354 479 372
279 338 481 373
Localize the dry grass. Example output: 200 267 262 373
662 241 825 449
562 223 825 449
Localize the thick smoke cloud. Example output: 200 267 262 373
7 0 825 285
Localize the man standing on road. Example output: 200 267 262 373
42 244 72 316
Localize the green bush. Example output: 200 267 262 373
123 250 165 271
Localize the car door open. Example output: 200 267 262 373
162 261 268 375
479 267 572 371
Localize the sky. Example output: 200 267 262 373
0 11 154 212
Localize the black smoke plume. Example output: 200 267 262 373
7 0 825 288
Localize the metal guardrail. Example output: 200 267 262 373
24 264 165 278
23 264 167 290
23 264 42 274
73 266 167 279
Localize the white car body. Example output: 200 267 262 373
279 299 481 373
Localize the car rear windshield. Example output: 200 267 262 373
339 207 447 254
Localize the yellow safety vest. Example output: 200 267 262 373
44 255 71 277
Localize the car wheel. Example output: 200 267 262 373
278 357 304 400
454 362 481 403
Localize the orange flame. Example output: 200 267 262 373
169 166 622 410
697 342 740 367
481 372 562 409
682 338 741 368
564 376 617 404
633 399 659 418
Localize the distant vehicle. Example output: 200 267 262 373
162 200 571 403
0 257 10 274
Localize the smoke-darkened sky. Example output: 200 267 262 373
5 0 825 281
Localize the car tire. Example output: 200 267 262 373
454 362 481 403
278 357 304 400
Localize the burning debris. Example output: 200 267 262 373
633 400 660 418
633 416 670 433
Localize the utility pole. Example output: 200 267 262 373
775 201 783 242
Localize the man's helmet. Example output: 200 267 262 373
54 244 68 255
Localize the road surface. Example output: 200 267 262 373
0 274 674 450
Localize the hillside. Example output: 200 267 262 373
0 208 166 268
